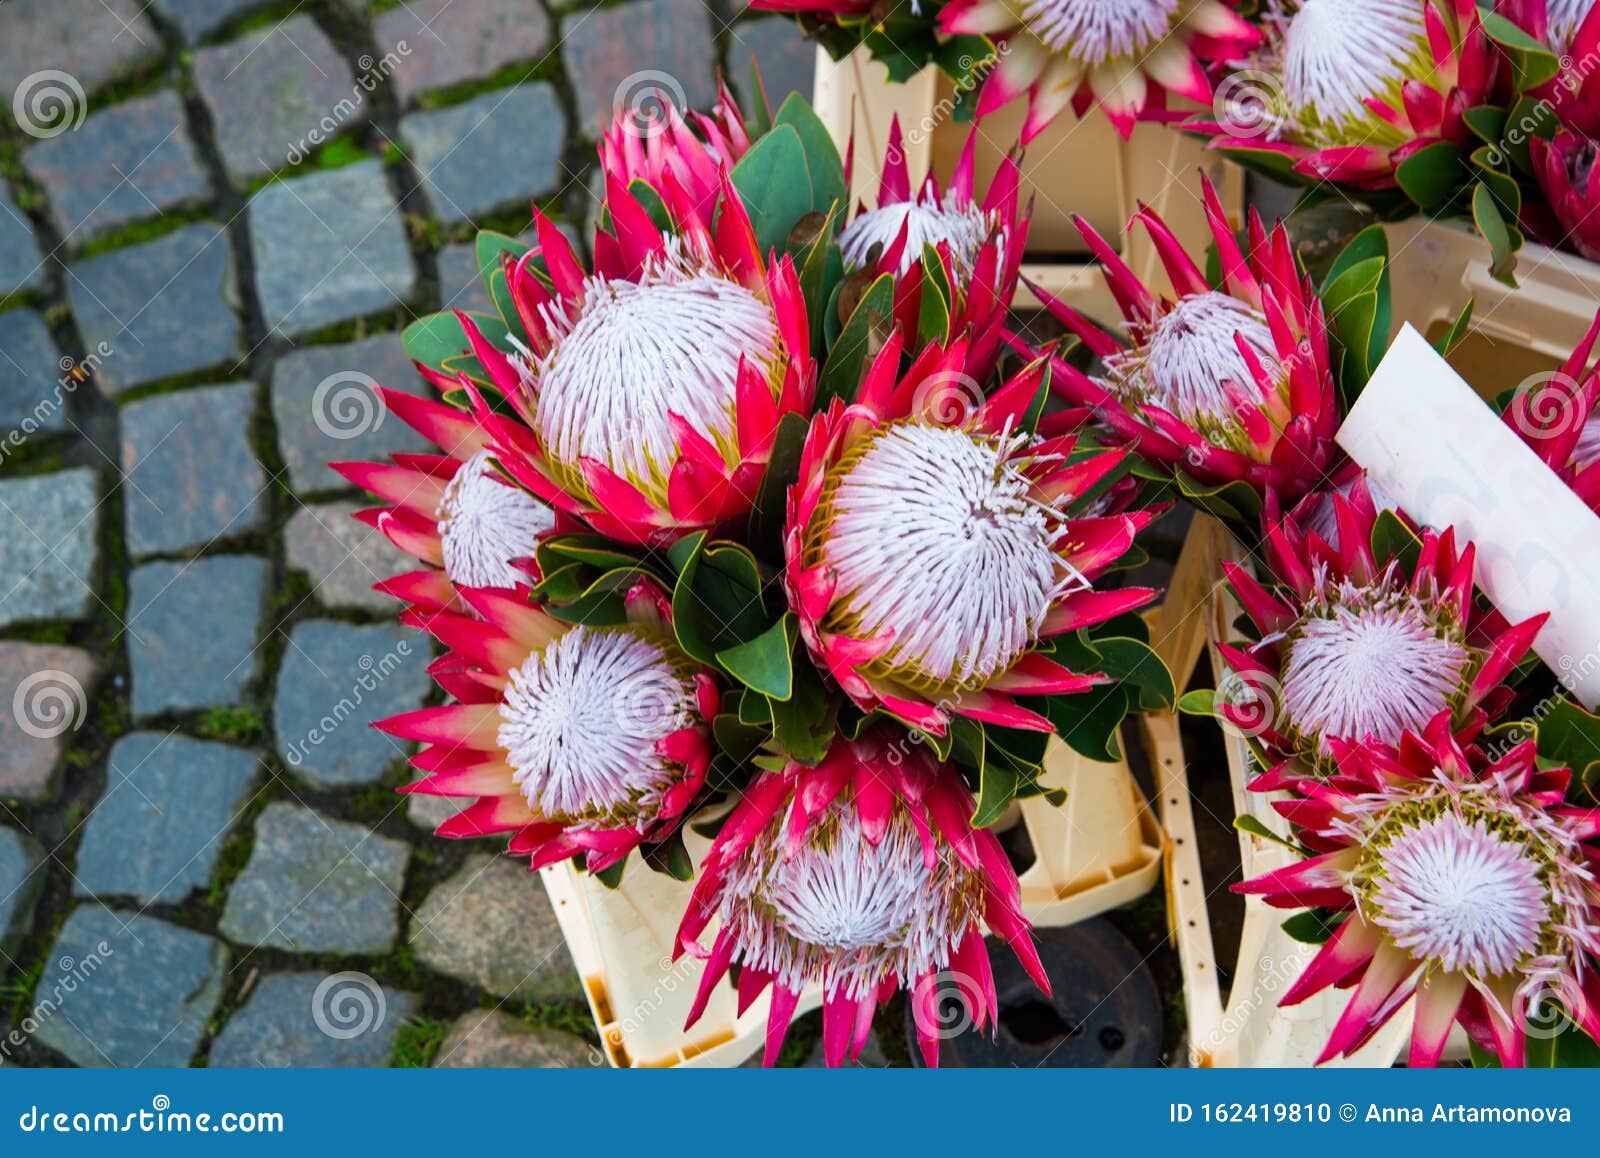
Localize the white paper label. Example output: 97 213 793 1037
1337 324 1600 711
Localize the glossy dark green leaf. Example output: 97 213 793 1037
1395 140 1466 212
772 94 847 220
728 125 815 257
1043 687 1128 762
1281 909 1341 944
716 613 798 700
819 272 894 404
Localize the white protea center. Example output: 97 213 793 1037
814 421 1074 688
1546 0 1597 52
1106 291 1278 429
1367 810 1547 976
1016 0 1180 59
1280 579 1470 754
1277 0 1428 143
717 795 984 1000
838 194 996 279
497 625 696 824
1576 411 1600 472
532 255 782 499
436 450 554 589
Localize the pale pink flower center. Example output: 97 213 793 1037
1370 811 1547 976
1017 0 1180 59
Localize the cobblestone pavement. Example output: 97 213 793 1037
0 0 823 1068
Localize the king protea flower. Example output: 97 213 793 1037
784 332 1158 736
1032 177 1341 503
836 120 1025 378
448 173 814 548
378 581 718 872
1238 717 1600 1067
1217 478 1548 789
333 391 555 615
1192 0 1495 190
1502 308 1600 514
1502 0 1600 55
599 80 752 229
1529 127 1600 259
940 0 1259 140
676 730 1048 1067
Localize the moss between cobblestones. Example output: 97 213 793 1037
72 207 219 262
411 57 568 115
392 1015 449 1066
194 707 267 746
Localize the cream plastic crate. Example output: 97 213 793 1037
541 736 1161 1067
1139 516 1417 1067
812 47 1244 315
1385 216 1598 400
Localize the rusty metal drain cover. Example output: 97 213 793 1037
906 919 1161 1067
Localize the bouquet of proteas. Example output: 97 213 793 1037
1009 146 1600 1066
340 87 1177 1067
1184 0 1600 283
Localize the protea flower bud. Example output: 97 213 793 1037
1237 717 1600 1067
784 332 1159 736
599 81 752 229
1191 0 1495 190
1031 177 1341 504
447 173 815 548
939 0 1260 140
333 391 555 615
376 582 718 872
837 120 1026 379
1530 129 1600 259
676 730 1048 1067
1502 308 1600 513
1215 478 1548 790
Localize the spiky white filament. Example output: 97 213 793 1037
1108 291 1277 426
1280 0 1425 128
1016 0 1181 59
837 193 996 278
534 260 780 493
1281 588 1469 750
1546 0 1597 52
1370 811 1547 976
719 798 976 1000
824 422 1071 685
436 451 554 589
497 626 694 822
1576 412 1600 471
